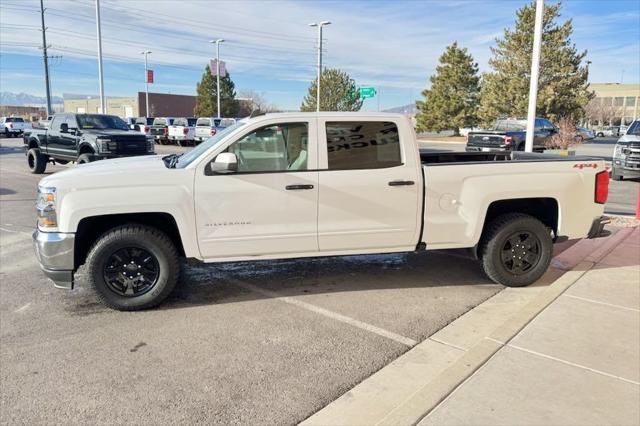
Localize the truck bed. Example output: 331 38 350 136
419 150 594 165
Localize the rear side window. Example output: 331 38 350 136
6 117 25 122
325 121 401 170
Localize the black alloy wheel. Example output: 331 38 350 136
500 231 542 275
103 247 160 297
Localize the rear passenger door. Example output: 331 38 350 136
317 119 421 252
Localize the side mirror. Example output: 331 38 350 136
60 123 69 133
211 152 238 174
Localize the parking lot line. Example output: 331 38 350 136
563 293 640 313
229 279 418 347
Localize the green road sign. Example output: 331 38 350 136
359 87 377 98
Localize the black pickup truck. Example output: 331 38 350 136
466 118 556 153
23 113 154 174
149 117 175 145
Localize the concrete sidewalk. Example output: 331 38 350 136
304 226 639 426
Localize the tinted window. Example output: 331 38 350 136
325 121 401 170
225 122 308 172
6 117 24 122
495 119 527 131
187 118 197 126
77 114 128 130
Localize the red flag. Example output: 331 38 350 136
147 69 154 84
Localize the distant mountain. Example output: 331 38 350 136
0 92 63 107
383 103 417 114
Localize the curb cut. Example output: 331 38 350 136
302 229 634 426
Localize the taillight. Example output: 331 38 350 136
211 128 217 136
595 170 609 204
144 126 150 133
183 127 188 135
8 123 13 129
163 127 168 135
504 136 513 145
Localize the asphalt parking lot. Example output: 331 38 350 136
0 138 506 424
418 137 639 215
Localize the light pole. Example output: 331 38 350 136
95 0 105 113
524 0 543 153
141 50 152 116
309 21 330 112
210 39 225 118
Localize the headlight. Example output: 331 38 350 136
97 138 118 152
613 144 624 158
36 186 57 230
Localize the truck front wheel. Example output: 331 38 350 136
480 213 553 287
85 225 180 311
27 148 48 174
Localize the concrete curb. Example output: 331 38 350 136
302 229 634 426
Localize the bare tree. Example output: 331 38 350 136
238 90 280 115
585 98 624 127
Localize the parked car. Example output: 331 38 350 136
150 117 175 145
596 126 624 138
23 113 154 173
575 127 595 141
611 119 640 181
466 118 556 152
168 117 197 146
128 117 154 139
1 116 32 137
31 112 609 310
194 117 237 143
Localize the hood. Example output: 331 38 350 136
81 128 143 137
619 134 640 143
39 155 171 189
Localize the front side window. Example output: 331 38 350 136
325 121 401 170
225 122 308 172
50 115 62 130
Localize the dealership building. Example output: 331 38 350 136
590 83 640 126
63 92 197 118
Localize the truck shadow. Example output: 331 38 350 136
162 251 501 309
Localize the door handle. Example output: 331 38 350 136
388 180 415 186
285 184 314 190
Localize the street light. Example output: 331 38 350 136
140 50 152 116
209 39 225 118
309 21 330 112
95 0 105 113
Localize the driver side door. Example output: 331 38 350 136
194 118 319 259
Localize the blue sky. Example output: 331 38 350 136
1 0 639 111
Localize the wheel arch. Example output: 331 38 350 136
474 197 559 258
78 142 95 154
74 212 186 269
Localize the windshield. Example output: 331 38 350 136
176 122 245 168
494 119 527 131
6 117 24 122
626 121 640 136
77 114 129 130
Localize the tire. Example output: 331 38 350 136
26 148 48 174
85 225 180 311
597 132 604 138
480 213 553 287
77 153 93 164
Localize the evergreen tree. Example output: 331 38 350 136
478 1 593 125
415 42 480 135
194 65 240 117
300 68 363 112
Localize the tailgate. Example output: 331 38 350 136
468 133 506 147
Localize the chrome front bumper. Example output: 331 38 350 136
32 230 75 289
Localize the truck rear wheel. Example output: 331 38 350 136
85 225 180 311
27 148 48 174
77 154 93 164
480 213 552 287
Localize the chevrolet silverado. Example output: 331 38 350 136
33 112 609 310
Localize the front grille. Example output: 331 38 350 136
112 137 147 154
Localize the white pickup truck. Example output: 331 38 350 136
1 116 32 137
195 117 237 143
168 117 197 146
33 112 610 311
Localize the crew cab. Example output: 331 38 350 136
150 117 174 145
1 116 32 137
466 118 556 152
128 117 154 139
23 113 154 174
195 117 237 143
611 119 640 181
168 117 197 146
32 112 609 311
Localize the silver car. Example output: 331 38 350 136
611 120 640 181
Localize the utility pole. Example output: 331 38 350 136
309 21 330 112
39 0 52 116
210 39 225 118
95 0 105 113
525 0 544 153
141 50 151 116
